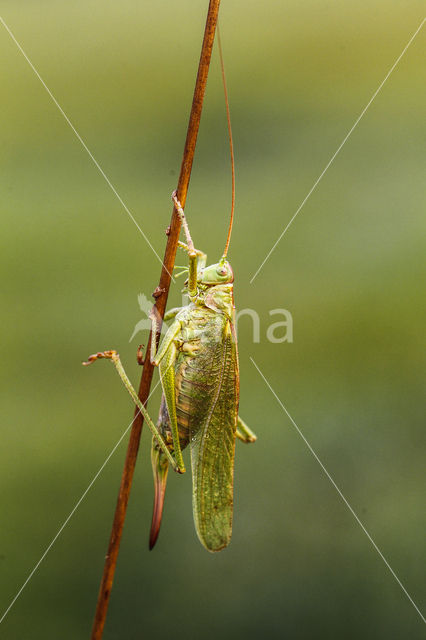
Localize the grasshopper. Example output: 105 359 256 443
84 190 256 552
84 42 256 552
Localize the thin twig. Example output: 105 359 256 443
90 2 221 638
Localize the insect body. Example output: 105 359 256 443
84 37 256 551
148 194 256 550
84 192 256 552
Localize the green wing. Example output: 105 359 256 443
188 320 239 552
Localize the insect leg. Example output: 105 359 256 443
178 241 207 270
82 351 183 472
236 416 257 443
172 191 198 296
164 307 183 322
149 315 186 471
150 319 181 366
172 192 195 251
148 308 181 364
159 342 186 473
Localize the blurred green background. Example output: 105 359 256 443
1 1 425 638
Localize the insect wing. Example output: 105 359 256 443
190 320 239 552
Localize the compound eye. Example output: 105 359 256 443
217 265 228 277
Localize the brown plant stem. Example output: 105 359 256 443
90 1 221 638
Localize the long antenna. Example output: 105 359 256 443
89 2 222 637
217 25 235 258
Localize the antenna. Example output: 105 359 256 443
217 25 235 258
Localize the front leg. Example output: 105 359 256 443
178 241 207 271
172 191 198 297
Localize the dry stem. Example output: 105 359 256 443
90 1 221 638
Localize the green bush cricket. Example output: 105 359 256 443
83 41 256 553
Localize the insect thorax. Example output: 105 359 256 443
195 283 234 318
